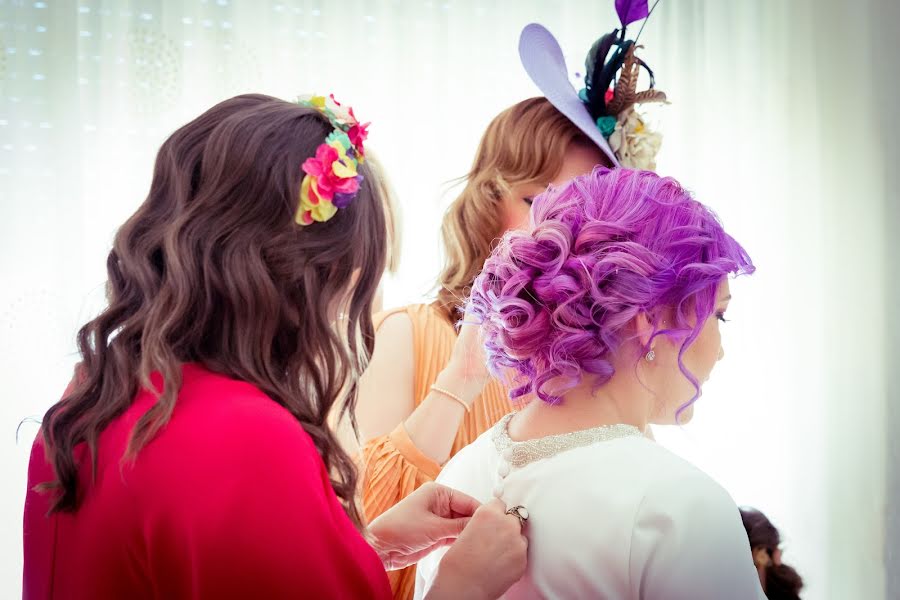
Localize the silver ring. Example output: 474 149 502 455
505 505 529 527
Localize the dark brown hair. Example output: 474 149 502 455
435 96 609 322
39 94 387 530
740 507 804 599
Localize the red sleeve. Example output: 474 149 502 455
139 398 392 600
23 434 54 600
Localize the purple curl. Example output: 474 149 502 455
466 168 754 417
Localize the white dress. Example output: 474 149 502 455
415 414 766 600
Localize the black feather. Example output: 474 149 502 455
584 30 617 91
583 31 635 118
583 30 618 119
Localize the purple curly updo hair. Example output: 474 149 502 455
467 168 754 412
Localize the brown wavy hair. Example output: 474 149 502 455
435 96 610 322
38 94 386 530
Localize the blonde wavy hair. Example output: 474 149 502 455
435 97 604 322
366 151 402 274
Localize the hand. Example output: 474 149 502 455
368 482 480 571
441 310 491 398
426 499 528 600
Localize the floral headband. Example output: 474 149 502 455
294 94 370 226
579 1 667 170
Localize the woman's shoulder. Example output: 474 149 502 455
545 437 738 522
123 366 334 521
626 442 765 599
624 442 752 568
628 440 736 511
374 303 455 336
371 304 456 391
174 364 321 461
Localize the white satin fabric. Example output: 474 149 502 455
415 418 766 600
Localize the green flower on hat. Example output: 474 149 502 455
596 115 617 139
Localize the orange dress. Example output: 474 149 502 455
361 303 511 600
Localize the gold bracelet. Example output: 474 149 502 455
430 385 471 413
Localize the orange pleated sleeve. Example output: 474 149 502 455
360 303 511 600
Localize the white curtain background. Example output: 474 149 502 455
0 1 893 598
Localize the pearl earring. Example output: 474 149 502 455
645 350 656 362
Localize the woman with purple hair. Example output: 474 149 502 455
415 168 765 599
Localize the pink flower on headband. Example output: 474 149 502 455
348 122 369 154
301 144 361 200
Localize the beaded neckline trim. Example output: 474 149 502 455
491 413 644 469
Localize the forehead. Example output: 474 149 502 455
718 279 732 300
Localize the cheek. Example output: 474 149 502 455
500 197 531 231
649 323 720 424
685 322 722 379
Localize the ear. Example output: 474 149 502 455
633 311 654 349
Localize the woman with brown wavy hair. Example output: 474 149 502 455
355 18 668 598
22 93 527 600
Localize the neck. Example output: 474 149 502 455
512 367 652 439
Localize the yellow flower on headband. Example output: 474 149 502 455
298 177 338 225
328 141 358 179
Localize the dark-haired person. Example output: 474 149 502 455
741 508 805 599
23 94 526 600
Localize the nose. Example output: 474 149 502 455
718 345 725 361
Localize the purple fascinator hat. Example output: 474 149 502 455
518 1 668 170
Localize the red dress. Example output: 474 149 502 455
23 364 392 600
